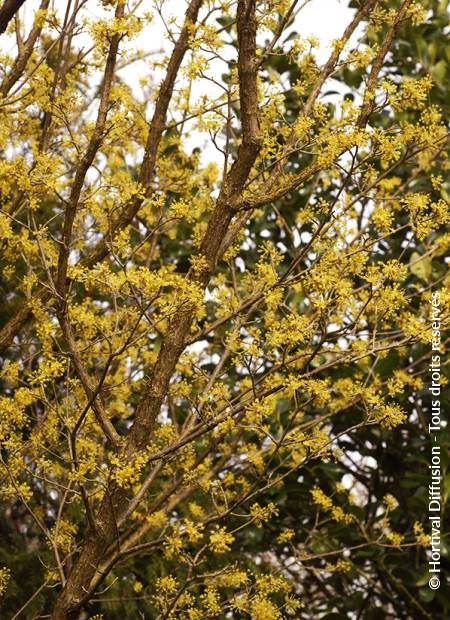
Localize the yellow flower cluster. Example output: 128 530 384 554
250 502 279 528
311 487 353 524
209 527 235 554
0 567 10 598
110 450 149 488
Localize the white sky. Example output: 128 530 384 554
110 0 360 161
2 0 362 164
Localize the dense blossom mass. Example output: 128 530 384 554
0 0 448 618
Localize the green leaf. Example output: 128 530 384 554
410 252 432 282
431 59 448 87
419 587 436 602
416 571 431 587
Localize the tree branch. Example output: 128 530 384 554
0 0 50 95
0 0 26 36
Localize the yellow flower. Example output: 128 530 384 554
156 575 178 593
383 494 399 511
133 581 143 593
386 532 404 547
413 522 431 546
0 567 10 598
249 595 282 620
277 529 295 544
311 487 333 511
183 519 204 543
209 527 235 553
250 502 279 527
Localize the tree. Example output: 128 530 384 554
0 0 448 618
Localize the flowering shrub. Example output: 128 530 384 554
0 0 448 618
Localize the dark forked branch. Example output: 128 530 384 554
0 0 26 36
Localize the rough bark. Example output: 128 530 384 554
49 1 260 616
0 0 204 356
0 0 25 35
